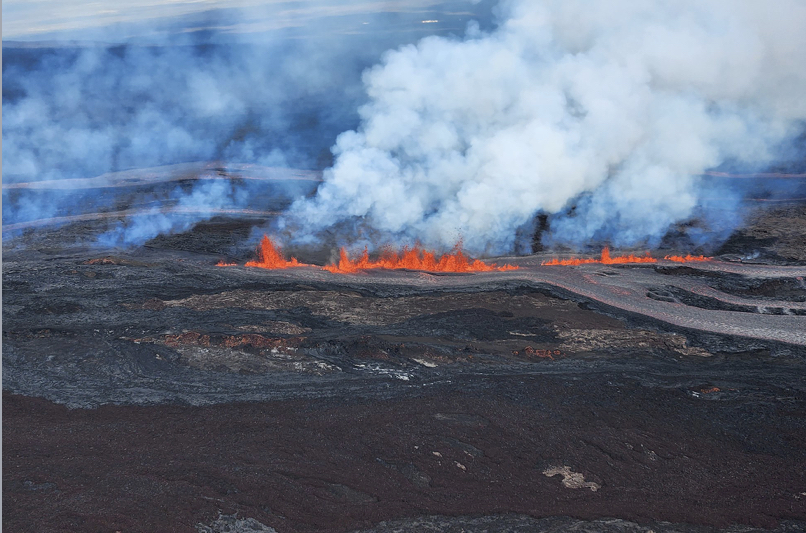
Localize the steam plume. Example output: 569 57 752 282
3 3 474 243
97 179 247 247
283 0 806 253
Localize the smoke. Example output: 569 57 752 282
97 179 248 247
282 0 806 253
1 37 360 238
4 2 493 244
6 1 806 253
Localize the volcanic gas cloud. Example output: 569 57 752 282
5 1 805 259
282 0 806 255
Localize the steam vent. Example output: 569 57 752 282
3 2 806 533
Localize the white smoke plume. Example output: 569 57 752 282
4 2 489 245
97 179 248 247
283 0 806 254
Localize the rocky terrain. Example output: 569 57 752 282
3 171 806 533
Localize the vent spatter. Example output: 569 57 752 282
324 243 518 274
542 247 712 266
244 236 308 269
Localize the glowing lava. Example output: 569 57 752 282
663 253 711 263
542 247 712 266
223 239 710 272
324 243 518 274
542 247 656 266
214 236 516 272
215 260 237 267
243 235 308 269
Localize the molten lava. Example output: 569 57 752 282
215 260 237 267
222 238 710 272
214 236 516 272
542 247 657 266
663 253 711 263
542 247 712 266
244 236 308 269
324 243 518 274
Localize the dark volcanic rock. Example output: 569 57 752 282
3 213 806 533
717 204 806 263
5 367 806 532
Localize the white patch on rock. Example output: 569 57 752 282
543 465 601 492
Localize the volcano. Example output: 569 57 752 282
4 165 806 533
6 0 806 529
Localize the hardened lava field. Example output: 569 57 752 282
3 201 806 533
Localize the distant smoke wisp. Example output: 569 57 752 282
2 5 434 244
97 179 246 247
1 41 317 243
283 0 806 253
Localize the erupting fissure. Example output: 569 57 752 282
542 247 711 266
218 235 309 269
664 253 713 263
218 235 518 273
245 235 308 268
323 244 518 274
222 238 709 271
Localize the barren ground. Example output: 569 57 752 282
3 173 806 533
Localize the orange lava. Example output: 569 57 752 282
542 247 657 266
542 247 713 266
324 243 518 274
663 253 712 263
244 235 307 269
215 260 237 267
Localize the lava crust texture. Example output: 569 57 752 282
3 214 806 533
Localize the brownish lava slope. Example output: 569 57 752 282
3 209 806 533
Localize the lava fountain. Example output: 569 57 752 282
223 238 709 272
245 236 309 268
663 253 712 263
323 243 518 274
221 235 518 273
223 235 309 269
542 247 712 266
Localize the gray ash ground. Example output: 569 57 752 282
4 192 806 532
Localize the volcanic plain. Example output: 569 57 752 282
3 168 806 533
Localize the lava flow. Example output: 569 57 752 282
225 239 711 270
542 247 712 266
324 244 518 274
242 235 308 269
664 253 712 263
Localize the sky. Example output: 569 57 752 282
2 0 462 41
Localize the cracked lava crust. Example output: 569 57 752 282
3 205 806 533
